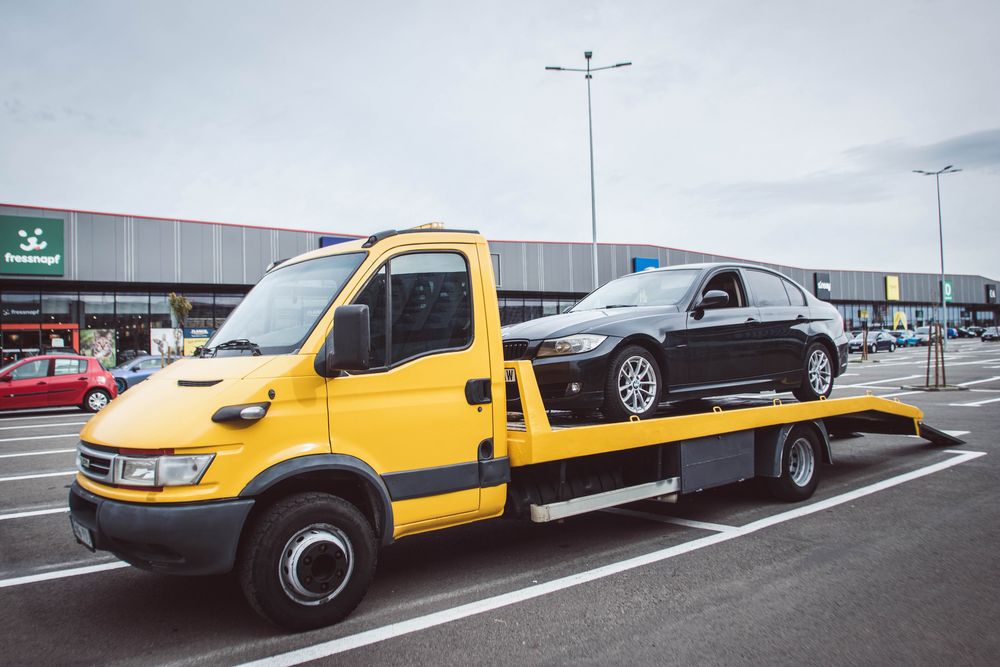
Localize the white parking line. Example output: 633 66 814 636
0 562 129 589
0 434 80 443
878 391 923 399
0 422 86 431
0 507 69 521
957 376 1000 387
237 450 987 667
0 471 75 483
836 374 922 388
949 396 1000 407
0 449 75 459
0 412 86 422
601 508 737 532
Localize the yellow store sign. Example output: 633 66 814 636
885 275 900 301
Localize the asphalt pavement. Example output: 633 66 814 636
1 340 997 665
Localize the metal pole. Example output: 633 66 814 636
586 66 598 290
936 172 947 352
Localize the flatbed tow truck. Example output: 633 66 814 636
68 228 961 631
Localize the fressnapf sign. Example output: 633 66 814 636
0 215 65 276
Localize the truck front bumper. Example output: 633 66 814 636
68 482 254 575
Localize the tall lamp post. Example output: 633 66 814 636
546 51 631 290
913 165 961 351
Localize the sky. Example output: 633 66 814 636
1 1 998 278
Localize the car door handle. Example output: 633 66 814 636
745 318 759 325
465 378 492 405
77 377 87 381
796 315 808 320
36 381 47 385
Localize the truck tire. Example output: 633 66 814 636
601 345 662 421
792 343 833 402
81 389 111 413
767 427 821 502
238 492 377 631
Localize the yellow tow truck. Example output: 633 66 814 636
68 228 960 630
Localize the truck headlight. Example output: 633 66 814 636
115 454 215 487
536 334 608 357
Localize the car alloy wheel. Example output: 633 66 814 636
617 355 658 414
807 348 832 395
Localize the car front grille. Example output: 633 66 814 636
503 340 529 360
77 442 115 484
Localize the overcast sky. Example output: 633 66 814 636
2 1 998 278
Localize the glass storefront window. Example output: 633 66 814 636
186 293 215 328
1 291 41 323
215 294 244 326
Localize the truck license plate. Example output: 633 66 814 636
70 517 95 551
505 368 516 383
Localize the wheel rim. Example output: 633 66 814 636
806 349 831 395
617 355 657 414
788 437 815 487
88 391 109 411
279 523 354 606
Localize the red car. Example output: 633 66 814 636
0 355 118 412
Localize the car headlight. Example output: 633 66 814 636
115 453 215 487
536 334 608 357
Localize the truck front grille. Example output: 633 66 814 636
77 442 115 484
503 340 529 360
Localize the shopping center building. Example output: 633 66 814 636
1 202 997 365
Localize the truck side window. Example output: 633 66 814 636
389 253 472 364
354 266 388 368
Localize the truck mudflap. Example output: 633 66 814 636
69 482 254 575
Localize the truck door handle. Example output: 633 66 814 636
465 378 492 405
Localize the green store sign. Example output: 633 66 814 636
0 215 65 276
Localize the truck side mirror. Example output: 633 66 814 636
315 305 371 377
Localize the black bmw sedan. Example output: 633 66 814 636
502 263 849 420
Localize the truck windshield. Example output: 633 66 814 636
207 252 366 356
571 269 699 311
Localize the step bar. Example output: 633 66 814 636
530 477 681 523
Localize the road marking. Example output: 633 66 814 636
0 507 68 521
0 562 129 589
840 373 859 377
879 391 922 398
601 508 736 532
957 376 1000 387
0 448 75 459
836 374 922 388
237 450 986 667
0 434 80 443
949 396 1000 407
0 411 86 422
0 422 86 431
0 470 75 483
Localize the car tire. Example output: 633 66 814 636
869 343 877 354
238 492 376 631
114 378 127 393
601 345 662 421
81 389 111 413
793 343 834 402
767 426 822 502
889 343 895 352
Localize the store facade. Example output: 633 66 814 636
2 202 998 365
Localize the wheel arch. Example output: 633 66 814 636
616 334 669 384
808 335 840 378
755 420 832 478
239 454 394 546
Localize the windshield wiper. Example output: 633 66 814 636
204 338 261 357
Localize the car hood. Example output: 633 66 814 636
502 306 680 340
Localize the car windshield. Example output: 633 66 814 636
915 327 929 334
207 252 366 356
571 269 699 311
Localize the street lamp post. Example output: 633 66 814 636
546 52 631 290
913 165 961 351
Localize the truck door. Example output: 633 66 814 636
327 246 493 527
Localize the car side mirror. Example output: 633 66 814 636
696 290 729 310
0 375 10 383
315 304 371 377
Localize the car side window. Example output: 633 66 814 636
781 278 807 306
389 253 472 364
747 270 791 307
11 360 49 380
701 271 746 308
54 359 87 375
353 266 389 368
140 358 164 371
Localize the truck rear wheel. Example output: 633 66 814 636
238 492 376 631
767 427 821 502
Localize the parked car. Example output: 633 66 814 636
111 355 173 393
501 262 849 420
914 326 933 345
966 326 986 337
117 348 150 364
0 355 117 412
848 331 896 353
888 329 918 347
956 327 978 338
982 327 1000 342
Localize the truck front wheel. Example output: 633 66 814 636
238 492 377 631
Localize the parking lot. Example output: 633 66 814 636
1 339 997 665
